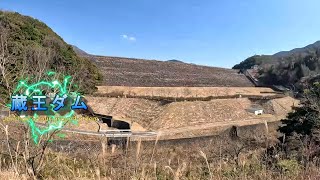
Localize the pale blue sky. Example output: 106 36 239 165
1 0 320 68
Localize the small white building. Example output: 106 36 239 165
247 108 263 115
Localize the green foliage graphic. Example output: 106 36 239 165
9 72 81 144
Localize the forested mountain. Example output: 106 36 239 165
233 41 320 89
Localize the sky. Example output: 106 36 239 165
1 0 320 68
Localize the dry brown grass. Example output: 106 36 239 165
0 120 320 180
95 86 278 98
86 97 258 130
270 96 300 115
0 170 27 180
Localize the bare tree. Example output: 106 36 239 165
0 25 13 97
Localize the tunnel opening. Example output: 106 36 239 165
112 120 130 130
101 117 112 127
93 113 113 127
92 113 131 131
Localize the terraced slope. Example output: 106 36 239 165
95 86 277 98
86 97 163 128
87 55 254 87
149 98 254 130
85 96 298 131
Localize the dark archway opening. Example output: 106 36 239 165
112 120 130 130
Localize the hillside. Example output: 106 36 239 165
0 11 102 100
233 41 320 88
233 41 320 70
72 45 90 56
85 55 254 87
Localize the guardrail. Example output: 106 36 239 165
36 122 157 138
